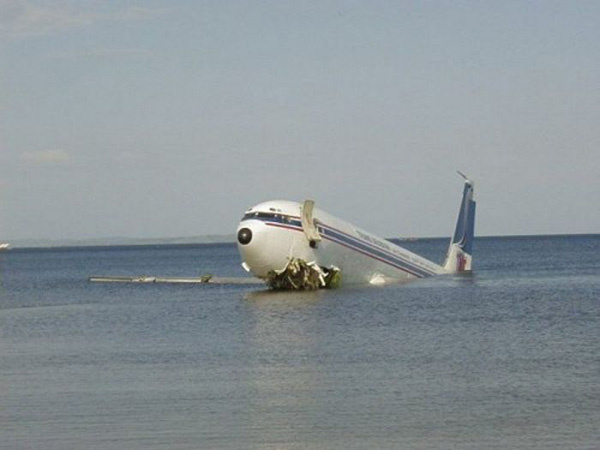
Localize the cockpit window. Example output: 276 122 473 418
240 211 296 225
242 212 278 220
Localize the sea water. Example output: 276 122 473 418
0 236 598 449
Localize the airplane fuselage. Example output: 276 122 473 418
236 200 447 286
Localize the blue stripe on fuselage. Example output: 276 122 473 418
317 224 435 278
244 214 436 278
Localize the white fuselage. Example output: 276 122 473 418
236 200 447 286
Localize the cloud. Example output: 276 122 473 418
22 149 70 164
0 0 165 39
1 0 92 37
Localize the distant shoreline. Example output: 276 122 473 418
3 233 598 250
3 235 237 249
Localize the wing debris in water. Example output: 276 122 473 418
265 258 341 290
88 276 264 285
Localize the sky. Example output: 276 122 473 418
1 0 599 241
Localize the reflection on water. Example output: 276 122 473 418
243 289 325 448
244 288 324 306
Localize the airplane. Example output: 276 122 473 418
89 174 475 289
236 173 476 289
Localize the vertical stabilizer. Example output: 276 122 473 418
443 173 476 272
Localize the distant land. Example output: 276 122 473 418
4 233 597 249
5 235 237 249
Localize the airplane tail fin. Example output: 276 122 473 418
443 172 476 273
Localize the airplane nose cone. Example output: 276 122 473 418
237 227 253 245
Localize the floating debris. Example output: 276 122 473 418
265 258 341 290
323 267 342 289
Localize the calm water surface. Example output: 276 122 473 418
1 236 599 449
